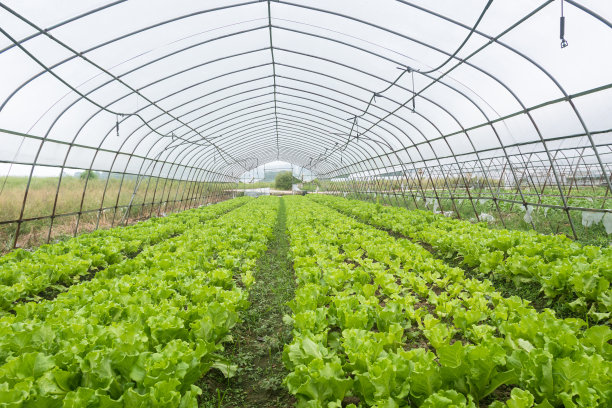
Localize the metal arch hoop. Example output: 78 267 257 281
0 0 610 246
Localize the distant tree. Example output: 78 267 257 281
79 170 98 180
275 171 299 190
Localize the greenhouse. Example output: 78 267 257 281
0 1 610 407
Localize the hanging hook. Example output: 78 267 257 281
560 0 568 48
115 115 119 137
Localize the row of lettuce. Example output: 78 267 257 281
0 196 279 406
309 195 611 320
282 197 611 408
0 196 252 313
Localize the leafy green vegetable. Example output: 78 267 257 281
0 197 278 406
0 197 252 312
310 194 611 318
281 197 611 407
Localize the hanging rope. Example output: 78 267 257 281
115 115 119 137
560 0 569 48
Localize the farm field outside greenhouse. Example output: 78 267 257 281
0 195 610 407
0 176 235 254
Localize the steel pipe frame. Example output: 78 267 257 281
70 65 426 191
291 0 611 208
123 48 512 214
0 0 610 243
274 23 543 229
0 5 516 177
275 53 500 212
37 70 278 239
0 50 532 207
1 35 267 245
397 0 612 194
5 0 612 178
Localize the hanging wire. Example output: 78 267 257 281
560 0 569 48
410 68 416 112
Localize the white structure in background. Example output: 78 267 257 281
243 188 270 197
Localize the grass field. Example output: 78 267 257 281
0 176 234 253
236 181 274 189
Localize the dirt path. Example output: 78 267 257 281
198 197 296 408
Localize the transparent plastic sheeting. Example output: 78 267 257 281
582 211 612 234
0 1 611 239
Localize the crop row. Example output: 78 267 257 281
310 195 611 320
0 196 252 312
282 196 611 407
0 196 279 406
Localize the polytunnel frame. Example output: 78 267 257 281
0 0 609 249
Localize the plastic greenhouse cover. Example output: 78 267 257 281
0 0 609 186
581 211 604 228
603 213 612 234
523 205 535 224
